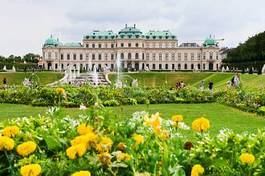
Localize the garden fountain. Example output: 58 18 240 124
92 65 99 86
3 65 7 71
221 66 225 72
115 54 123 88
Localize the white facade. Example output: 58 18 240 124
42 25 222 71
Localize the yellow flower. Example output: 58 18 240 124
98 152 112 166
171 115 183 123
71 132 98 149
16 141 37 157
116 151 131 161
191 164 204 176
96 136 113 153
240 153 255 164
2 126 20 138
192 117 210 132
20 164 41 176
72 171 91 176
77 123 93 135
117 142 127 151
55 87 65 94
66 144 87 160
0 136 15 151
133 134 144 145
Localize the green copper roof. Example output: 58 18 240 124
44 35 60 47
118 24 143 38
203 37 218 47
84 30 115 39
63 42 82 47
145 30 176 39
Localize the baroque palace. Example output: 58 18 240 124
42 24 223 71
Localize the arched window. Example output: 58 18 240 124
191 64 194 70
165 64 168 69
178 64 181 70
121 53 124 59
184 64 187 70
135 53 139 59
128 53 131 59
197 64 201 70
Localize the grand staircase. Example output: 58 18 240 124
72 72 110 86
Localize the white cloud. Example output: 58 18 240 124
0 0 264 56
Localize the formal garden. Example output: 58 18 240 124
0 71 265 176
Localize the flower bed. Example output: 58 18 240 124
0 107 264 175
0 86 214 107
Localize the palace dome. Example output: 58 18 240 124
203 37 217 47
118 24 143 38
44 35 60 47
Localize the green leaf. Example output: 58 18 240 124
44 135 62 151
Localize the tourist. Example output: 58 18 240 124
208 80 214 93
3 77 7 88
199 80 205 90
180 81 185 88
234 73 240 87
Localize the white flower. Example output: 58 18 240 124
178 122 190 130
79 104 87 110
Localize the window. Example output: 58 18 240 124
73 54 76 60
67 54 70 60
98 54 102 60
191 64 194 70
135 43 139 47
86 44 89 48
128 53 131 59
105 53 108 60
203 52 206 60
159 53 162 61
86 54 89 60
121 43 124 47
55 63 58 69
184 53 188 60
197 64 201 70
159 64 162 70
184 64 187 70
178 64 181 70
197 53 201 60
216 55 219 60
80 54 83 60
203 63 206 70
60 54 64 60
210 52 213 59
98 44 102 48
152 53 156 61
128 43 131 47
111 54 114 60
142 53 144 60
146 53 149 60
111 44 114 48
191 53 194 60
121 53 124 59
172 64 175 69
61 64 64 70
165 64 168 69
165 53 169 61
153 64 156 69
135 53 139 59
92 54 95 60
171 53 175 61
178 53 181 61
92 44 95 48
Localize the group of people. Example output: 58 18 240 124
175 81 186 89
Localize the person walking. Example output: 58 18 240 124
208 80 214 94
3 77 7 89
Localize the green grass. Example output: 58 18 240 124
109 72 265 91
0 72 63 85
0 103 264 135
109 72 214 87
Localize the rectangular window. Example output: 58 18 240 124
60 54 64 60
73 54 76 60
92 44 95 48
165 53 169 61
92 54 95 60
197 53 201 60
86 44 89 48
152 64 156 69
171 53 175 61
67 54 70 60
172 64 175 69
98 44 102 48
80 54 83 60
111 54 114 60
152 53 156 61
178 53 181 61
128 43 131 47
98 54 102 60
121 43 124 47
159 64 162 69
184 53 188 60
111 44 114 48
159 53 162 61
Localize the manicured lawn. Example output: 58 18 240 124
109 72 265 91
0 72 63 85
0 103 264 135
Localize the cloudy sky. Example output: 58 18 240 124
0 0 265 56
